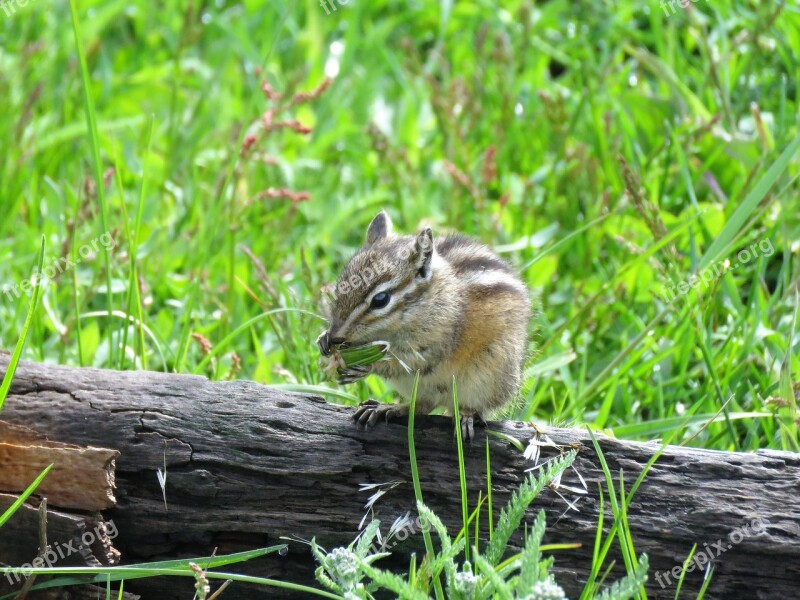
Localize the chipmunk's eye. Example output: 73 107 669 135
369 291 391 310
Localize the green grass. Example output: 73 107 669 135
1 1 798 447
0 235 45 412
0 546 350 599
0 463 52 530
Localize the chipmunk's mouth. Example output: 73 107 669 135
316 330 391 382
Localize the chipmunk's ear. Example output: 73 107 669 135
413 227 434 280
366 210 393 245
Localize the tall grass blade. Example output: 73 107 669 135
0 464 53 528
592 554 649 600
407 371 445 600
451 378 470 562
698 133 800 271
69 0 115 365
0 236 45 413
118 116 154 370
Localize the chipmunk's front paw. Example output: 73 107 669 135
338 364 372 384
352 400 409 429
458 412 487 442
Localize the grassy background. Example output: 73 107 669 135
0 0 798 453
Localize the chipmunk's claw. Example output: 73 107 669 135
460 416 475 442
458 412 487 442
316 330 332 356
352 399 379 424
338 365 371 384
352 400 409 429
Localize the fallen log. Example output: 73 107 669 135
0 356 798 599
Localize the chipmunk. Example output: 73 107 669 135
317 210 531 439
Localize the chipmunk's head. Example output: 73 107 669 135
319 210 437 353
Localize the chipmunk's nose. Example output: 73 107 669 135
329 321 346 343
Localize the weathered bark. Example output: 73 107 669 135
0 419 122 597
0 356 798 600
0 495 119 567
0 494 122 598
0 421 118 511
